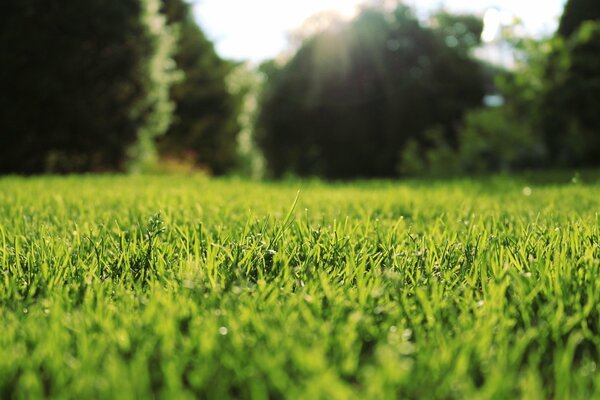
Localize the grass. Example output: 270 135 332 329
0 174 599 399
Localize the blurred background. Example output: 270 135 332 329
1 0 598 179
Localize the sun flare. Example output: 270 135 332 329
194 0 365 61
195 0 566 61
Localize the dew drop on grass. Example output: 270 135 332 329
218 326 228 336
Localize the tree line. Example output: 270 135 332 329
257 0 600 178
1 0 598 178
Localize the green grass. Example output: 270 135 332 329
1 174 599 399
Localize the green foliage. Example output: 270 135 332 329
430 12 484 51
494 37 554 115
398 106 545 177
129 0 179 173
458 7 600 173
256 5 486 179
494 3 600 170
457 106 546 173
158 0 242 175
397 127 459 178
397 139 426 177
227 63 266 179
1 175 600 397
0 0 177 173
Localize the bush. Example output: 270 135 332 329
397 127 459 178
457 107 546 173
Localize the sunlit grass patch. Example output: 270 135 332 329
0 175 599 398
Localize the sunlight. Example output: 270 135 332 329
194 0 364 61
195 0 567 61
481 7 518 43
482 8 501 43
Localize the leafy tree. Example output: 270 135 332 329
541 21 600 166
0 0 176 173
159 0 241 175
452 0 600 172
448 32 555 175
256 5 486 179
525 0 600 167
430 12 484 52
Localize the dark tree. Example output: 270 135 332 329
159 0 241 175
0 0 176 173
542 21 600 166
256 6 486 179
558 0 600 38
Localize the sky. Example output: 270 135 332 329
194 0 567 62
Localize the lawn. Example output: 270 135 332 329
1 174 599 398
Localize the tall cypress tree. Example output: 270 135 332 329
0 0 176 173
159 0 241 175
